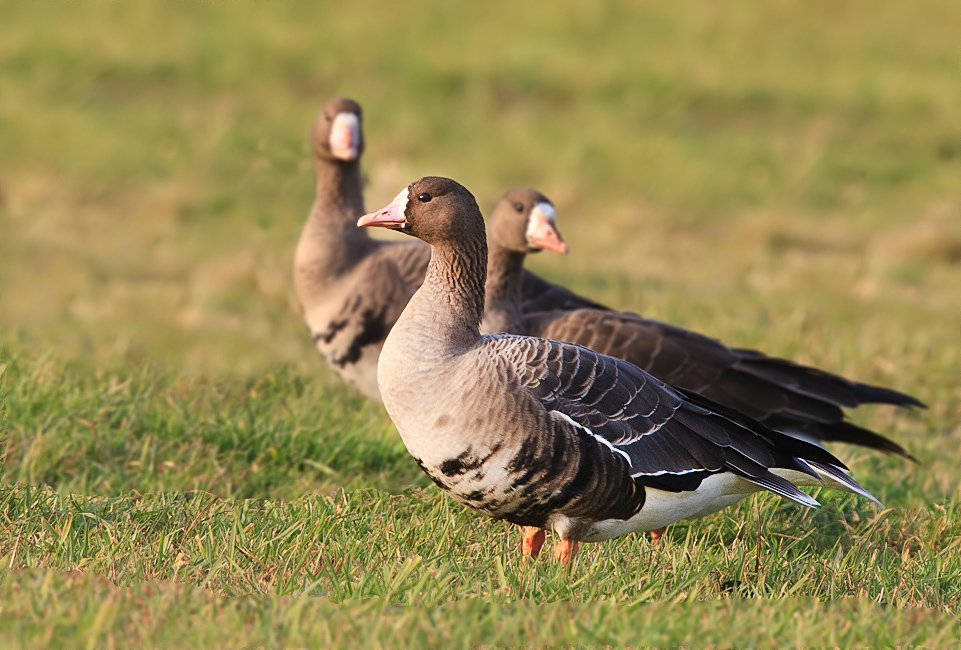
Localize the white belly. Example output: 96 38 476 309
580 465 848 543
582 473 770 542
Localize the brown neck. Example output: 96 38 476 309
483 245 527 334
312 156 368 235
298 156 376 280
414 238 488 350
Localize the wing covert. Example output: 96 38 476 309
483 334 843 504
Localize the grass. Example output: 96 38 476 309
2 0 960 647
2 482 961 646
3 352 421 499
5 569 959 648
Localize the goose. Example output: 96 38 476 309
481 188 923 464
293 99 600 401
358 176 882 566
481 188 569 336
293 97 431 400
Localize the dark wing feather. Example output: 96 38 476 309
489 335 860 506
731 352 926 409
519 270 609 313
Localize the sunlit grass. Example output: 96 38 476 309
4 567 957 648
3 483 960 606
2 351 423 499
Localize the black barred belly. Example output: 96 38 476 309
416 417 646 530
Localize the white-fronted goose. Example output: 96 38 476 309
482 188 923 462
294 99 600 401
358 176 880 566
293 98 432 400
481 188 569 336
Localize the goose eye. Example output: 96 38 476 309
417 193 432 203
514 202 524 212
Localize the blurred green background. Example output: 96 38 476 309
3 0 958 379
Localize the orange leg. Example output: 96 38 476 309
522 526 546 559
552 538 580 567
650 526 667 546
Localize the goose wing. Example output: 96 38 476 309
487 334 863 506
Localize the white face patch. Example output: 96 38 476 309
329 112 361 160
525 202 558 248
391 186 410 228
357 186 411 229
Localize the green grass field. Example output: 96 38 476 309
2 1 959 647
